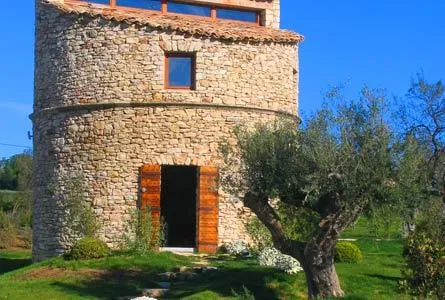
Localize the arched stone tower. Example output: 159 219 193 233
33 0 303 261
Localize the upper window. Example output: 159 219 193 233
79 1 262 25
116 0 162 10
165 53 195 90
217 8 258 23
168 1 212 17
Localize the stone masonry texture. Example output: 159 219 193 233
33 0 300 261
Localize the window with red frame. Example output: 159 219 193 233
165 53 196 90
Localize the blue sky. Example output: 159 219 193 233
0 0 444 158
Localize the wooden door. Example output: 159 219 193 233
197 166 219 253
140 164 161 226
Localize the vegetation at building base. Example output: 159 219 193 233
61 175 109 259
0 221 410 300
119 207 166 256
63 175 101 240
67 237 110 260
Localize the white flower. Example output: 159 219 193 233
224 240 249 256
258 247 303 274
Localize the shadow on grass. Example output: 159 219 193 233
169 268 281 300
0 257 32 275
51 266 283 300
365 273 401 282
51 267 166 299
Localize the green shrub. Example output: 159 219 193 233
0 210 16 249
120 207 165 255
400 198 445 298
335 241 363 264
68 237 110 260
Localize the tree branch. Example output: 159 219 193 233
243 192 306 262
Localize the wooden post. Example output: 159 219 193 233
211 7 217 20
161 0 167 15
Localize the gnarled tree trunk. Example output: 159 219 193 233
244 192 350 299
302 238 344 298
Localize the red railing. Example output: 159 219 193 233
69 0 261 25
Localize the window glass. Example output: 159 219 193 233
217 8 258 23
168 2 212 17
116 0 162 10
84 0 110 4
167 55 194 89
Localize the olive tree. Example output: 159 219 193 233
398 74 445 207
221 88 426 298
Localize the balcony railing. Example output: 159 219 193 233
68 0 262 25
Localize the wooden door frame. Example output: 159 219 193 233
196 166 219 253
140 164 219 254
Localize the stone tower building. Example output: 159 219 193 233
33 0 303 261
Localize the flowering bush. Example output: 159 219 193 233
224 240 250 256
258 247 303 274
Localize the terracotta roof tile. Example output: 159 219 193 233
43 0 304 44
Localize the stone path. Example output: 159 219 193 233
119 263 219 300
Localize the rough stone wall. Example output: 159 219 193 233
35 5 297 113
33 2 298 261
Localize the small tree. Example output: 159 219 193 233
221 88 427 298
65 175 100 239
120 207 165 255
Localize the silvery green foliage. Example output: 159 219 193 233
258 247 303 274
225 240 249 256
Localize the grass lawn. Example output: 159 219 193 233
0 223 410 299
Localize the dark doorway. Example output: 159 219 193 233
161 166 197 248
